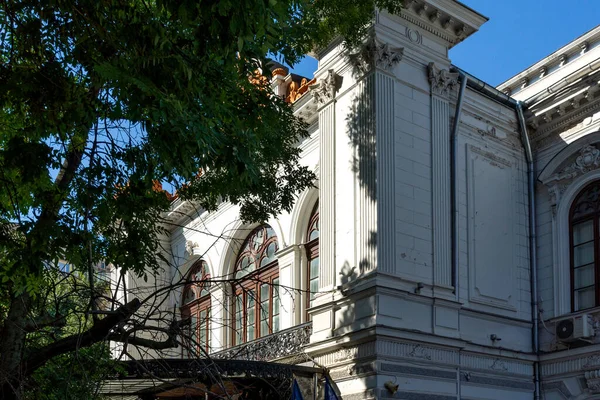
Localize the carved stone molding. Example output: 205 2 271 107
490 358 509 372
310 69 342 106
348 37 403 75
428 62 459 97
545 145 600 205
185 240 199 255
408 344 432 360
584 355 600 393
462 354 532 376
586 370 600 393
333 347 355 363
559 144 600 178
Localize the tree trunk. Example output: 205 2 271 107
0 292 31 399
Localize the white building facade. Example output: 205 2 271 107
123 1 600 398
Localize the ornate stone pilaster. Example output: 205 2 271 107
376 72 396 274
276 245 302 329
209 285 225 352
428 62 457 289
318 89 336 291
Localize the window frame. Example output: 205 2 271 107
232 225 280 346
569 181 600 312
305 202 319 321
180 260 212 355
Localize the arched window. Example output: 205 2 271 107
233 225 279 345
181 260 211 354
570 181 600 311
306 202 319 320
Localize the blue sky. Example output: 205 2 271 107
290 0 600 87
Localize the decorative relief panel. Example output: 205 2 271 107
408 344 432 360
405 27 422 44
490 358 509 372
544 144 600 206
375 340 458 365
348 36 403 75
314 341 376 366
461 353 532 377
428 62 459 97
466 145 518 311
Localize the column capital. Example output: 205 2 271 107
310 69 342 106
348 36 404 75
427 62 459 97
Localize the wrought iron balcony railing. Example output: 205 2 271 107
213 322 312 363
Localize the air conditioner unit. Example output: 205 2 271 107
556 314 594 342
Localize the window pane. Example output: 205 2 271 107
310 278 319 304
574 242 594 267
183 289 196 304
247 290 255 341
574 264 595 289
309 230 319 241
199 310 207 349
235 295 243 344
574 220 594 245
310 257 319 278
260 283 269 337
575 286 596 310
260 283 269 302
261 319 269 336
273 279 279 333
206 307 211 351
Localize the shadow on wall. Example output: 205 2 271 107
346 66 378 277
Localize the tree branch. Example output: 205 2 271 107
24 313 66 332
20 298 141 378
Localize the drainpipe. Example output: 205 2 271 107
516 101 541 400
450 67 540 400
451 73 468 303
450 72 467 400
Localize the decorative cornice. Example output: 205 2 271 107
348 36 403 75
309 69 342 106
497 25 600 92
428 62 459 97
398 0 486 48
531 86 600 136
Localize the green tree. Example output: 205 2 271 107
0 0 403 398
